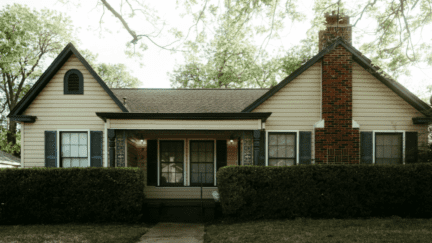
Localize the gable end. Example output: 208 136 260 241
8 43 128 117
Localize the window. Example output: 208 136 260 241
375 133 402 164
160 141 184 186
268 133 296 166
190 140 214 186
64 69 83 94
61 132 88 167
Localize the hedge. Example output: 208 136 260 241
217 164 432 220
0 167 145 224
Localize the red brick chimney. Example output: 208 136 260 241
319 11 352 51
315 12 360 164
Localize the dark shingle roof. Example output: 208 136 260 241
111 89 269 113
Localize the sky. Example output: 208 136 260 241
1 0 432 100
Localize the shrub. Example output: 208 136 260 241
217 164 432 220
0 167 145 224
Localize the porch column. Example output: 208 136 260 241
108 129 116 167
253 130 261 166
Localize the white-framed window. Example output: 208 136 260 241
57 129 91 168
266 131 299 166
373 131 405 164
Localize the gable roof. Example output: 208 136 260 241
242 38 432 117
8 43 128 117
111 88 268 113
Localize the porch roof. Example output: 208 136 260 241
96 112 272 122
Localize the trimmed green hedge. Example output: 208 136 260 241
0 167 145 224
217 164 432 220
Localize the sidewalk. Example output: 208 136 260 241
137 222 204 243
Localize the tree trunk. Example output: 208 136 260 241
7 120 19 157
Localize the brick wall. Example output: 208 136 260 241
315 45 360 164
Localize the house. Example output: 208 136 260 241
0 150 21 168
7 13 432 221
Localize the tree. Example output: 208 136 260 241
80 49 142 88
0 4 76 156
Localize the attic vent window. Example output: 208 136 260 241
64 69 83 94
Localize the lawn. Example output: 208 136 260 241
0 223 153 243
205 217 432 243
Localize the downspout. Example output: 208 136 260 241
104 119 110 167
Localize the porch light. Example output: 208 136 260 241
140 139 146 145
229 134 235 143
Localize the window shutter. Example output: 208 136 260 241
147 140 158 186
299 131 312 165
90 131 103 167
216 140 227 171
360 132 373 164
405 132 418 163
45 131 57 167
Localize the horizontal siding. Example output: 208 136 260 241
352 61 429 148
252 62 322 131
144 187 218 199
109 119 261 130
22 54 121 167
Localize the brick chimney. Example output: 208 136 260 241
319 11 352 51
315 12 360 164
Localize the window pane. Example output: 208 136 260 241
191 164 199 173
79 133 87 145
205 173 213 183
269 135 277 145
384 135 392 145
199 143 205 151
206 142 213 152
206 152 213 162
286 159 295 166
161 163 169 172
376 145 384 158
80 158 88 167
277 146 287 157
287 135 295 145
206 163 213 173
161 173 169 184
71 158 80 167
191 142 198 152
71 133 79 145
79 145 87 157
199 152 206 162
376 135 384 145
62 133 70 145
70 145 79 157
63 158 71 168
269 145 277 158
287 146 295 158
278 135 287 145
191 152 198 162
176 152 183 162
199 163 205 173
175 163 183 173
392 135 401 145
62 145 71 157
161 152 169 162
191 173 199 183
175 173 183 183
269 159 278 166
168 163 176 173
384 146 392 158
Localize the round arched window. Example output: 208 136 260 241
64 69 83 94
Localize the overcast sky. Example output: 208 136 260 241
2 0 431 100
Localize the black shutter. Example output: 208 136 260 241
216 140 227 171
405 132 418 163
258 131 266 166
360 132 373 164
45 131 57 167
147 140 158 186
90 131 103 167
299 131 312 165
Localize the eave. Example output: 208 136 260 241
412 117 432 124
9 115 37 123
96 112 272 123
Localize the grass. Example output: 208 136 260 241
0 223 153 243
205 217 432 243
